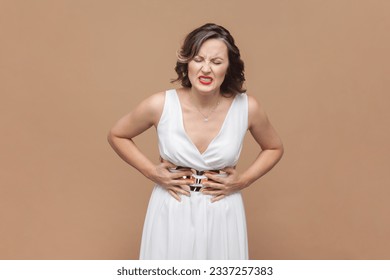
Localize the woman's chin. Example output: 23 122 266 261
192 84 220 95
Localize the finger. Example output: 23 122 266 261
170 185 190 196
211 195 226 203
170 170 194 179
201 186 223 191
161 160 177 168
168 189 181 202
172 178 195 186
179 184 191 192
202 181 225 190
204 172 225 183
200 188 223 196
222 166 235 174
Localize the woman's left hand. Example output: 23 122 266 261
201 167 247 202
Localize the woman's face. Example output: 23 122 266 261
187 38 229 95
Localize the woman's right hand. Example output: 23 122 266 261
148 159 194 202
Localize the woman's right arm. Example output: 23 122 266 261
107 92 193 201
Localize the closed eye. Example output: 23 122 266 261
193 56 203 62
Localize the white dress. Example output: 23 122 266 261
139 89 249 259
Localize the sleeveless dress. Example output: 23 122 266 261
139 89 249 259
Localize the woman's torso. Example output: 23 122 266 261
157 89 248 171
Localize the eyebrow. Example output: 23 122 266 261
195 55 225 60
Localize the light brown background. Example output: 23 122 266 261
1 0 389 259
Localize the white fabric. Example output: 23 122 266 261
139 89 249 259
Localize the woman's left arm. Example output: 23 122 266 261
202 94 284 202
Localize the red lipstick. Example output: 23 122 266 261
199 76 213 85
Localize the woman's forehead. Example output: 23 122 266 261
197 39 228 58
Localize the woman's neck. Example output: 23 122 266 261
189 87 221 108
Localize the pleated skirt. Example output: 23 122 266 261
139 185 248 259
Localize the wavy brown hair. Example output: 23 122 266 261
172 23 246 96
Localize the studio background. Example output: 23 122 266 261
1 0 389 259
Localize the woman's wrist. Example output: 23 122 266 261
143 165 157 181
237 174 251 190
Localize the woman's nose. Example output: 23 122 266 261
201 62 211 73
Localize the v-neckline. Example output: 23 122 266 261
174 89 237 156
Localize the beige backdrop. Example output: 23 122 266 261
1 0 389 259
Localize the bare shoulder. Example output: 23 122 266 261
245 93 283 150
136 91 166 126
247 93 262 111
109 90 167 139
145 91 166 107
246 93 268 129
141 91 165 111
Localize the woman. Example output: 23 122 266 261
108 23 283 259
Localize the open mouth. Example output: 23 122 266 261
199 76 213 85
